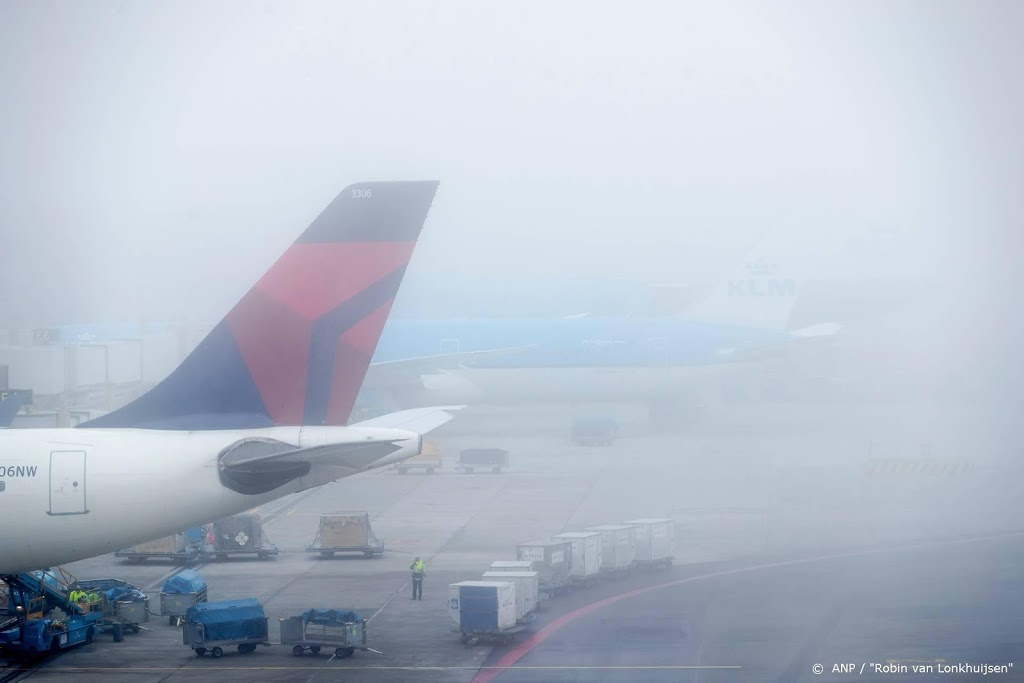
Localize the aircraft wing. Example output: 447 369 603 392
219 406 463 482
221 439 410 472
364 347 537 387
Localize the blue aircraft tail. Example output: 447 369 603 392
0 393 24 428
80 181 439 430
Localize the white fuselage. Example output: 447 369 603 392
0 426 418 575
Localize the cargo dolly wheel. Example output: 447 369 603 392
238 643 257 654
310 646 321 654
292 645 305 656
211 646 224 658
194 648 206 656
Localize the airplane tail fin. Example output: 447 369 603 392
685 231 808 330
81 181 439 430
0 394 24 428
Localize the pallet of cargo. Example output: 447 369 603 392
207 514 279 561
305 512 385 558
114 527 207 564
279 609 374 658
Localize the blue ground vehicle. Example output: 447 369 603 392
0 569 104 657
183 598 270 657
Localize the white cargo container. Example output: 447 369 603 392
586 524 636 571
516 540 572 591
481 571 539 619
551 532 602 578
623 518 675 567
489 560 537 573
448 581 517 633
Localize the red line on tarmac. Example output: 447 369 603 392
470 531 1024 683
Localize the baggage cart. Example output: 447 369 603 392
75 578 149 636
208 514 279 561
183 598 270 657
551 532 602 587
516 540 572 598
481 571 539 621
623 518 675 569
457 448 509 474
305 512 385 558
586 524 636 577
449 581 524 645
160 570 208 626
279 609 370 658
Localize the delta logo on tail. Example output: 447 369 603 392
82 181 439 430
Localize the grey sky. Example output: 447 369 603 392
1 1 1021 328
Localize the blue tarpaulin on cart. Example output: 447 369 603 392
162 569 206 594
186 598 267 642
300 609 361 626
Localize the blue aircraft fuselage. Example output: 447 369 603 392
372 318 792 369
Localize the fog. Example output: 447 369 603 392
1 2 1023 677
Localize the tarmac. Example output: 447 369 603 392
4 401 1022 682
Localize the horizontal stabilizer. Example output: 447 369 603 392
790 322 842 338
351 406 464 433
364 347 536 387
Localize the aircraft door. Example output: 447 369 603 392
48 450 88 515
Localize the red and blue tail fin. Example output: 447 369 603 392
81 181 439 430
0 393 25 428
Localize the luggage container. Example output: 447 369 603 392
183 598 270 657
457 448 510 474
551 532 602 584
209 514 279 561
75 578 150 635
448 581 522 645
279 609 369 658
305 512 385 558
586 524 636 575
488 560 537 573
394 441 443 474
623 518 675 568
114 527 206 564
160 570 208 626
481 571 538 621
516 540 572 597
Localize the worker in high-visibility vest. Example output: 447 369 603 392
410 557 425 600
68 589 87 609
